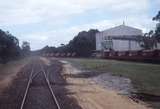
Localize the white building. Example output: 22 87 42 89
96 24 143 51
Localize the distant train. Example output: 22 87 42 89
93 50 160 63
42 52 76 57
42 50 160 63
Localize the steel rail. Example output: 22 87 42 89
20 64 34 109
31 71 41 80
20 61 61 109
40 63 61 109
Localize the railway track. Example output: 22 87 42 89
20 61 61 109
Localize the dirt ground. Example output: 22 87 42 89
0 57 153 109
0 57 82 109
0 58 31 93
61 60 151 109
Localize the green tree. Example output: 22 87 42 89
40 29 99 57
140 36 157 50
0 29 21 63
22 41 31 56
67 29 99 57
153 10 160 41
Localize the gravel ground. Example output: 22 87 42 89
92 73 135 95
60 60 150 109
0 60 32 109
62 60 135 95
0 57 82 109
44 59 82 109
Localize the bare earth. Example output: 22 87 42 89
61 60 151 109
0 58 31 93
0 57 82 109
0 57 153 109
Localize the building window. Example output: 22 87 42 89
101 37 113 50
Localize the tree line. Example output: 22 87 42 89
40 10 160 57
0 29 30 63
2 10 159 60
40 29 99 57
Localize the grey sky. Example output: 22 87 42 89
0 0 159 50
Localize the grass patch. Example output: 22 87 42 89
64 58 160 96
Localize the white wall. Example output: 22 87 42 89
113 40 129 51
95 25 143 51
96 34 142 51
111 40 141 51
130 41 141 50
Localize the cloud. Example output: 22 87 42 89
23 15 156 50
0 0 158 50
0 0 149 26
